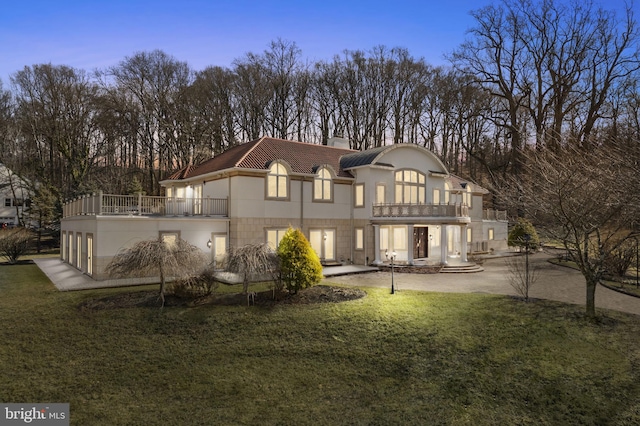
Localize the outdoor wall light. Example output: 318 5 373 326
207 239 212 248
385 249 397 294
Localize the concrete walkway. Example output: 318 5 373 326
34 252 640 316
324 251 640 316
34 258 159 291
34 258 378 291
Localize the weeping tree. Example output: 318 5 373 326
225 243 280 294
106 237 207 307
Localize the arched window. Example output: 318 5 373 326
267 162 288 199
314 167 332 201
394 170 425 204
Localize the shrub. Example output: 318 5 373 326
277 227 323 294
169 264 220 298
508 218 540 251
603 239 636 278
0 227 33 264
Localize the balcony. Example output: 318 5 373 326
62 192 228 218
483 209 508 221
372 203 469 218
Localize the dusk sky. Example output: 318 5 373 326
0 0 636 86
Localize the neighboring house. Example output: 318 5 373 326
0 163 30 228
61 137 508 279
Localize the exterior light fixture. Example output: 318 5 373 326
207 239 212 249
385 249 397 294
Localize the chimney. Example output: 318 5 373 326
327 136 350 149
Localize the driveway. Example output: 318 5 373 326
324 251 640 316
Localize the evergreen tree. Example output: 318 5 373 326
508 218 540 251
277 227 323 294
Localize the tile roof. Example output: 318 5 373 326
166 137 356 180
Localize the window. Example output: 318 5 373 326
466 186 472 208
211 234 227 267
267 162 288 199
433 188 441 204
193 184 203 214
376 184 386 204
76 233 82 269
4 198 11 207
355 228 364 250
310 229 335 261
354 184 364 207
267 228 288 249
160 231 180 248
467 227 472 243
313 167 332 201
166 187 172 198
380 227 389 251
394 170 425 204
444 182 451 204
67 232 73 266
488 228 494 240
61 231 67 261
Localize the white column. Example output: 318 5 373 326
461 224 468 263
373 224 382 265
407 224 414 265
440 225 448 265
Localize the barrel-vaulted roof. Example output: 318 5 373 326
165 137 356 180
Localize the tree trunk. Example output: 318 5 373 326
585 277 597 318
159 266 166 307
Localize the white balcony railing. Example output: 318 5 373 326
483 209 508 221
372 203 469 218
63 192 228 218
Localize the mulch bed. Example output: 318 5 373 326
79 285 366 311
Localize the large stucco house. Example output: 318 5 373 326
61 137 508 280
0 163 30 228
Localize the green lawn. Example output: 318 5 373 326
3 263 640 425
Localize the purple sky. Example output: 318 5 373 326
0 0 635 86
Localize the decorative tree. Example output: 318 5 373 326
225 243 280 295
106 237 207 307
277 227 323 294
508 218 540 252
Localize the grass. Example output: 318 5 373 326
3 264 640 425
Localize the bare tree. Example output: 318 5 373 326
501 141 640 317
506 249 540 301
106 237 207 307
103 50 194 195
451 0 640 168
12 64 101 198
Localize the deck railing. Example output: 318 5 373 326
372 203 469 218
483 209 508 221
63 192 228 218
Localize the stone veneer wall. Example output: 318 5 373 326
229 217 371 265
